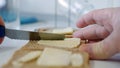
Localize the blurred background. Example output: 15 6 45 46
0 0 120 30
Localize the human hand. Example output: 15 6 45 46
73 8 120 59
0 17 5 44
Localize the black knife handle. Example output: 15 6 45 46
0 25 5 38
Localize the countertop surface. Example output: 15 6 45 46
0 22 120 68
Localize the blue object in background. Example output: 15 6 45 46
0 9 17 23
20 16 38 24
0 0 18 23
0 3 38 24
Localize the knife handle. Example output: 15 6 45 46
0 25 5 38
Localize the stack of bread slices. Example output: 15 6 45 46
2 27 89 68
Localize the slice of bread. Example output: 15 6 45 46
2 28 89 68
11 51 42 68
14 51 42 63
2 48 89 68
37 48 72 66
70 53 84 67
38 38 81 49
52 27 73 35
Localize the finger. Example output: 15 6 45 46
0 17 5 44
77 11 96 28
0 17 4 26
73 24 110 40
76 8 111 28
79 34 118 59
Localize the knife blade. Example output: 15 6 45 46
0 25 65 40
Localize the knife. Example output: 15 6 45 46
0 25 65 40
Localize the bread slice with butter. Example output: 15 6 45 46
2 27 89 68
37 27 74 38
37 38 81 49
37 48 72 66
13 51 42 63
12 51 42 68
52 27 73 35
2 48 89 68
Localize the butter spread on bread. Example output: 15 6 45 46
37 48 72 66
38 38 80 48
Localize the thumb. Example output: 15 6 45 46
79 41 118 59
